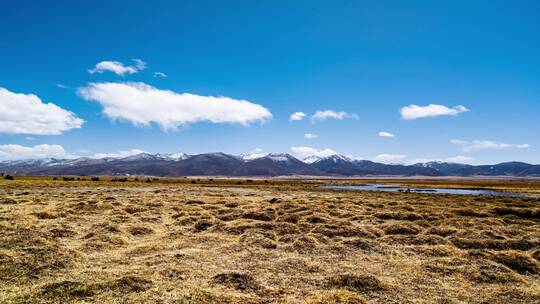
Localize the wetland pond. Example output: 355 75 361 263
321 183 534 198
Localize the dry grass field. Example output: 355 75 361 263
1 177 539 303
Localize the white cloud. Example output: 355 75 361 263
378 131 394 137
311 110 358 122
374 154 407 163
289 112 306 121
400 104 468 120
0 144 71 161
133 59 146 70
304 133 317 139
78 82 272 130
153 72 167 78
0 87 84 135
290 146 337 158
88 59 146 76
345 155 367 161
56 84 68 89
451 139 531 153
93 149 147 159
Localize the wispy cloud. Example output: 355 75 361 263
311 110 358 122
78 82 272 130
88 59 146 76
290 146 337 158
304 133 317 139
133 59 146 70
400 104 468 120
378 131 394 137
374 154 407 163
153 72 167 78
289 112 306 121
451 139 531 153
0 87 83 135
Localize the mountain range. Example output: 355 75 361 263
1 152 539 177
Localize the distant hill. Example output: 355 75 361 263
449 162 540 176
0 153 538 177
412 161 475 175
310 155 372 175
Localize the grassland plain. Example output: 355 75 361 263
0 177 539 303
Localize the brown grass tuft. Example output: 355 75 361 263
40 280 96 298
327 273 385 292
242 211 274 222
450 237 538 251
37 275 152 302
0 227 76 281
532 249 540 261
103 275 153 292
375 211 424 221
490 251 540 274
382 223 422 235
492 207 540 219
453 208 489 217
305 290 368 304
35 211 58 219
469 262 523 284
0 197 17 204
240 231 277 249
128 225 154 236
213 272 260 292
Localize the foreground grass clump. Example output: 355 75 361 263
0 177 539 303
327 273 385 292
0 226 77 281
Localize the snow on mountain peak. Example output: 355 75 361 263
326 154 351 162
119 153 157 161
302 155 322 164
303 154 350 164
239 151 269 161
266 153 294 162
157 152 189 161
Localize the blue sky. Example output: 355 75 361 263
0 0 539 164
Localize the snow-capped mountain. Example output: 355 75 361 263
239 151 268 161
413 161 475 175
302 154 350 164
240 152 298 163
156 152 190 161
234 153 318 176
264 153 297 163
312 154 351 163
309 154 371 175
54 157 111 167
302 155 322 164
119 153 160 161
0 153 538 177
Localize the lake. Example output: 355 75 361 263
320 184 533 198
